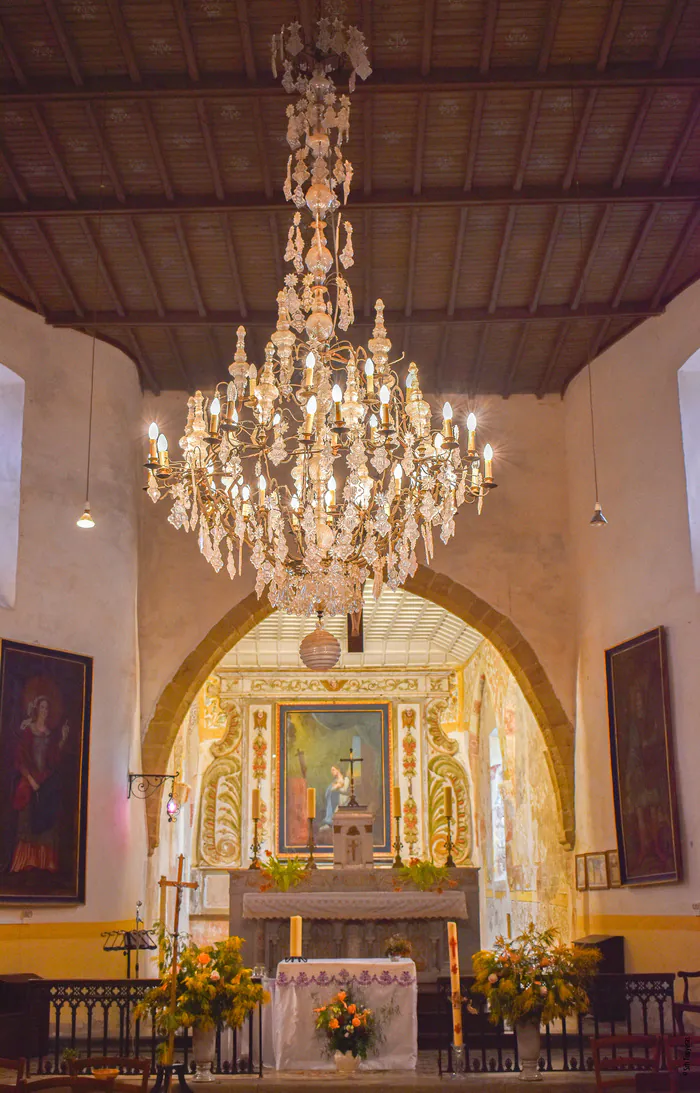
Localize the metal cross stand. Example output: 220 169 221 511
152 855 198 1093
339 748 363 808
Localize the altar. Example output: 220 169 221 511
228 866 479 982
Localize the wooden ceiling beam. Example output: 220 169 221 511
0 225 45 314
663 92 700 186
0 135 27 204
166 326 196 392
502 323 528 398
173 218 207 316
536 322 569 397
196 99 224 201
655 0 689 69
85 103 126 203
236 0 257 82
413 94 428 196
562 90 598 189
105 0 141 83
298 0 314 46
651 203 700 308
404 209 420 317
220 212 247 318
480 0 499 75
470 323 489 391
611 203 661 307
173 0 200 83
124 326 160 394
0 17 26 86
1 65 699 103
613 87 654 188
597 0 624 72
0 181 694 219
78 216 125 316
42 0 83 87
33 219 84 315
30 105 76 203
530 206 564 312
514 90 541 191
537 0 563 74
464 92 484 191
488 206 516 312
140 102 174 201
125 216 165 317
421 0 436 77
47 300 662 329
571 203 612 309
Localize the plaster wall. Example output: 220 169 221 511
0 296 146 976
564 280 700 972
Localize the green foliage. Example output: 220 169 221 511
397 858 454 892
134 934 268 1033
260 851 310 892
384 934 412 958
314 988 377 1059
472 922 601 1027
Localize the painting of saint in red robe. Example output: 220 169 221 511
0 640 91 903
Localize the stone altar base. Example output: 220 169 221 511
183 1072 596 1091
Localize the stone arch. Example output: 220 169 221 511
142 566 575 852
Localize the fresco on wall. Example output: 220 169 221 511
0 639 92 903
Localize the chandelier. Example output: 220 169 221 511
145 19 496 620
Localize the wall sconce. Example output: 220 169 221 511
127 771 180 822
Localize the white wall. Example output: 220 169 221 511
0 361 24 608
565 280 700 969
0 296 146 972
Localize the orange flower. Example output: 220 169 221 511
352 1017 361 1027
347 1004 356 1014
336 991 347 1002
197 953 211 966
329 1019 339 1029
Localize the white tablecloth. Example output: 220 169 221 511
273 958 417 1071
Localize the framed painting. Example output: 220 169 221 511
0 639 92 903
277 702 391 861
575 854 587 891
606 626 682 886
585 852 609 890
606 849 622 888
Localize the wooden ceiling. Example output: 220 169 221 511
0 1 698 397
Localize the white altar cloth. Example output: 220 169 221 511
273 958 418 1071
243 889 468 920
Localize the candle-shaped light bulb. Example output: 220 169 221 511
332 383 343 425
209 396 221 434
148 421 159 461
379 384 390 426
369 413 378 441
484 443 493 480
157 432 169 468
258 474 267 504
393 463 403 481
290 494 299 511
467 412 477 453
443 402 453 421
434 432 444 453
364 357 375 395
443 400 454 440
241 484 250 501
304 350 315 388
327 475 337 506
148 421 158 440
304 394 317 436
273 411 281 427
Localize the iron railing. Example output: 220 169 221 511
437 973 676 1075
14 978 264 1078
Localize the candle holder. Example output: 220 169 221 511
449 1043 466 1079
249 817 261 869
284 956 308 963
445 814 456 868
392 815 404 869
306 817 317 870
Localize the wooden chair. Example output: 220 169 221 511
20 1079 119 1093
591 1035 663 1093
674 973 700 1035
0 1059 26 1091
67 1059 150 1093
666 1035 700 1093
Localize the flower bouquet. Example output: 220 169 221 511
384 934 412 959
315 989 376 1074
260 851 310 892
396 857 456 892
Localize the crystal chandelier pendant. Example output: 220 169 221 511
143 19 497 623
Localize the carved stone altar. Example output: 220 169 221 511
229 866 479 983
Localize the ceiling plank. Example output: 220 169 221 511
480 0 499 75
655 0 690 69
0 16 26 86
434 323 450 390
562 90 598 189
536 322 569 396
447 208 469 315
45 299 664 329
363 209 372 318
173 218 207 316
597 0 624 72
559 317 613 393
298 0 313 45
613 87 654 188
651 203 700 308
488 206 516 312
30 105 77 203
0 225 45 314
85 103 126 203
421 0 436 77
140 101 174 201
464 92 484 191
236 0 257 82
167 326 195 391
663 92 700 186
33 219 84 315
611 203 661 307
0 136 27 204
105 0 141 83
413 94 428 196
42 0 83 87
363 97 372 196
79 216 125 316
530 206 565 312
252 99 273 199
124 326 160 394
404 209 419 317
538 0 563 74
571 203 612 309
269 213 283 287
173 0 200 83
470 324 489 391
220 212 247 318
125 216 165 316
196 99 224 201
514 91 542 191
502 323 528 398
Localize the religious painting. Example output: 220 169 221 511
0 639 92 903
276 703 391 861
585 852 609 890
606 627 682 885
606 849 622 888
575 854 587 891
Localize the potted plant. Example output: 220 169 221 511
314 988 376 1075
472 923 601 1082
260 851 310 892
135 934 267 1082
384 934 412 960
395 857 456 892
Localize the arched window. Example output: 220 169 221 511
678 349 700 591
489 727 507 885
0 363 25 609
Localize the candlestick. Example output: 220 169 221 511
304 394 317 436
289 915 302 958
466 412 477 455
249 817 261 869
304 351 315 388
444 784 453 818
447 921 463 1049
484 443 494 482
209 396 220 434
364 358 374 395
307 787 316 819
251 787 260 821
392 813 404 870
445 813 456 869
393 785 401 817
147 422 159 464
306 816 317 870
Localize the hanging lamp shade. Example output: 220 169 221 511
300 623 341 671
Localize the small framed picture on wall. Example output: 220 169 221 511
586 852 610 890
575 854 587 891
606 850 622 888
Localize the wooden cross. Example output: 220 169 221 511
339 747 363 808
158 855 198 1066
